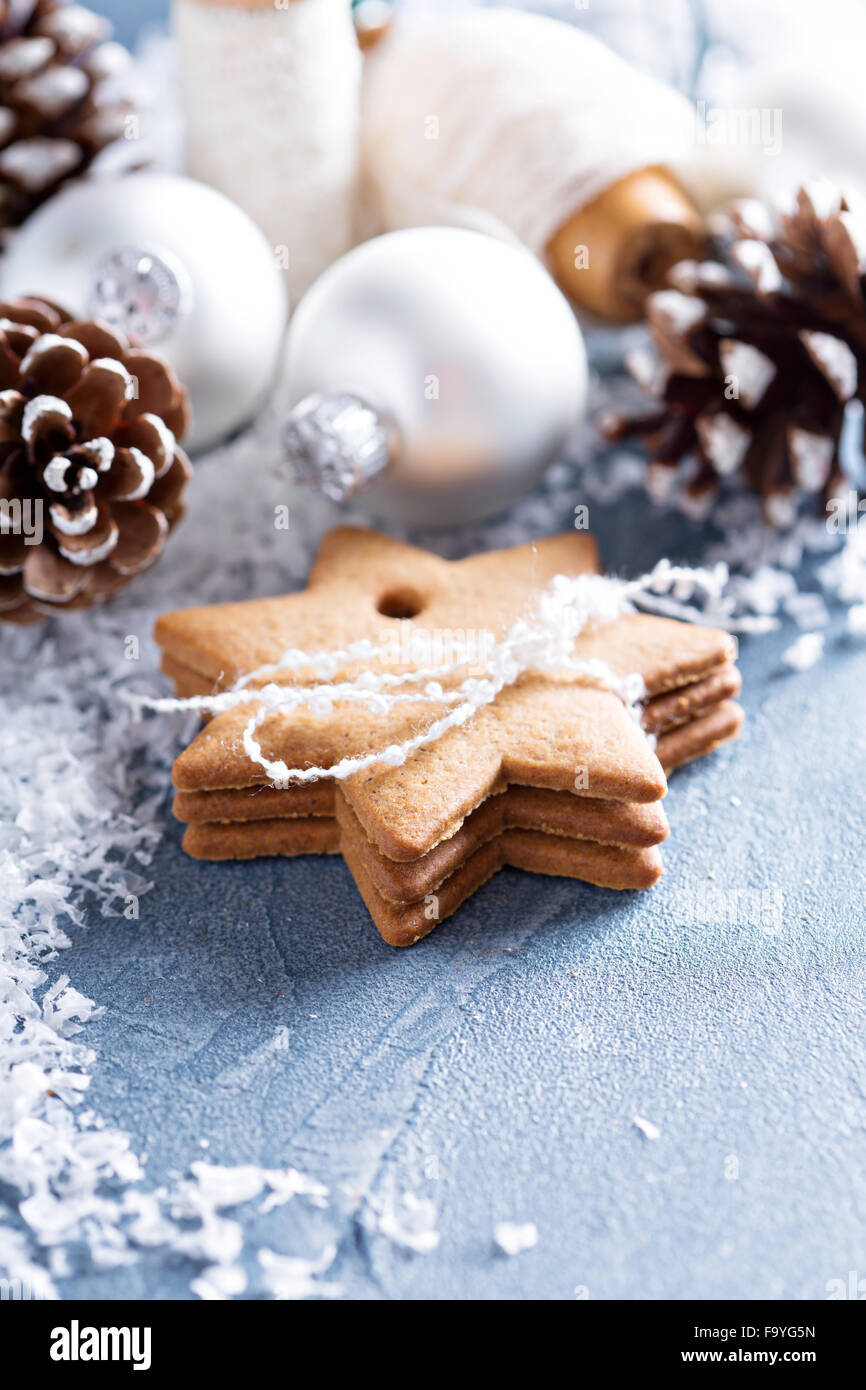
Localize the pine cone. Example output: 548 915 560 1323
0 0 140 238
603 183 866 527
0 294 192 623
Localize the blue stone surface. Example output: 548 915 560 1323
53 501 866 1301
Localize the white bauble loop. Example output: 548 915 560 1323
0 172 288 454
285 227 587 527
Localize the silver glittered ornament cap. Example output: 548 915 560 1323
87 245 192 347
284 393 394 502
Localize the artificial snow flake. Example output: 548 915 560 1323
799 330 858 402
650 288 708 335
847 603 866 634
187 1162 268 1209
633 1115 662 1141
782 632 825 671
788 429 834 493
696 413 751 477
190 1263 247 1301
375 1192 441 1255
730 237 783 294
718 339 776 410
784 592 830 630
258 1244 342 1301
259 1168 329 1215
494 1221 539 1256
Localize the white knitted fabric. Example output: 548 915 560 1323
174 0 362 305
361 7 711 255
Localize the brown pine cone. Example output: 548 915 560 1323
602 183 866 527
0 0 140 237
0 294 192 623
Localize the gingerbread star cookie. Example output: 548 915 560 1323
154 528 743 945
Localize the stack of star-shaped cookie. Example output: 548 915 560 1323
154 529 742 946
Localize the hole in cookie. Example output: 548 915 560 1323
376 587 424 620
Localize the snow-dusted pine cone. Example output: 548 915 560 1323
0 0 140 238
0 294 192 623
603 184 866 527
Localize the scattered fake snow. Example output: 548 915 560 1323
0 400 337 1299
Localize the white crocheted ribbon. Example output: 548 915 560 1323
131 561 740 786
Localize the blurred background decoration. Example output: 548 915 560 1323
88 0 866 210
4 0 866 521
88 0 866 317
174 0 362 304
0 0 147 242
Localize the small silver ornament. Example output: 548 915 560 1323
285 393 394 501
283 227 587 526
87 245 191 347
1 172 287 454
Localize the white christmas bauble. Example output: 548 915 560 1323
0 172 287 454
284 227 587 526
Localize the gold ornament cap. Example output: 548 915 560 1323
548 167 705 323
